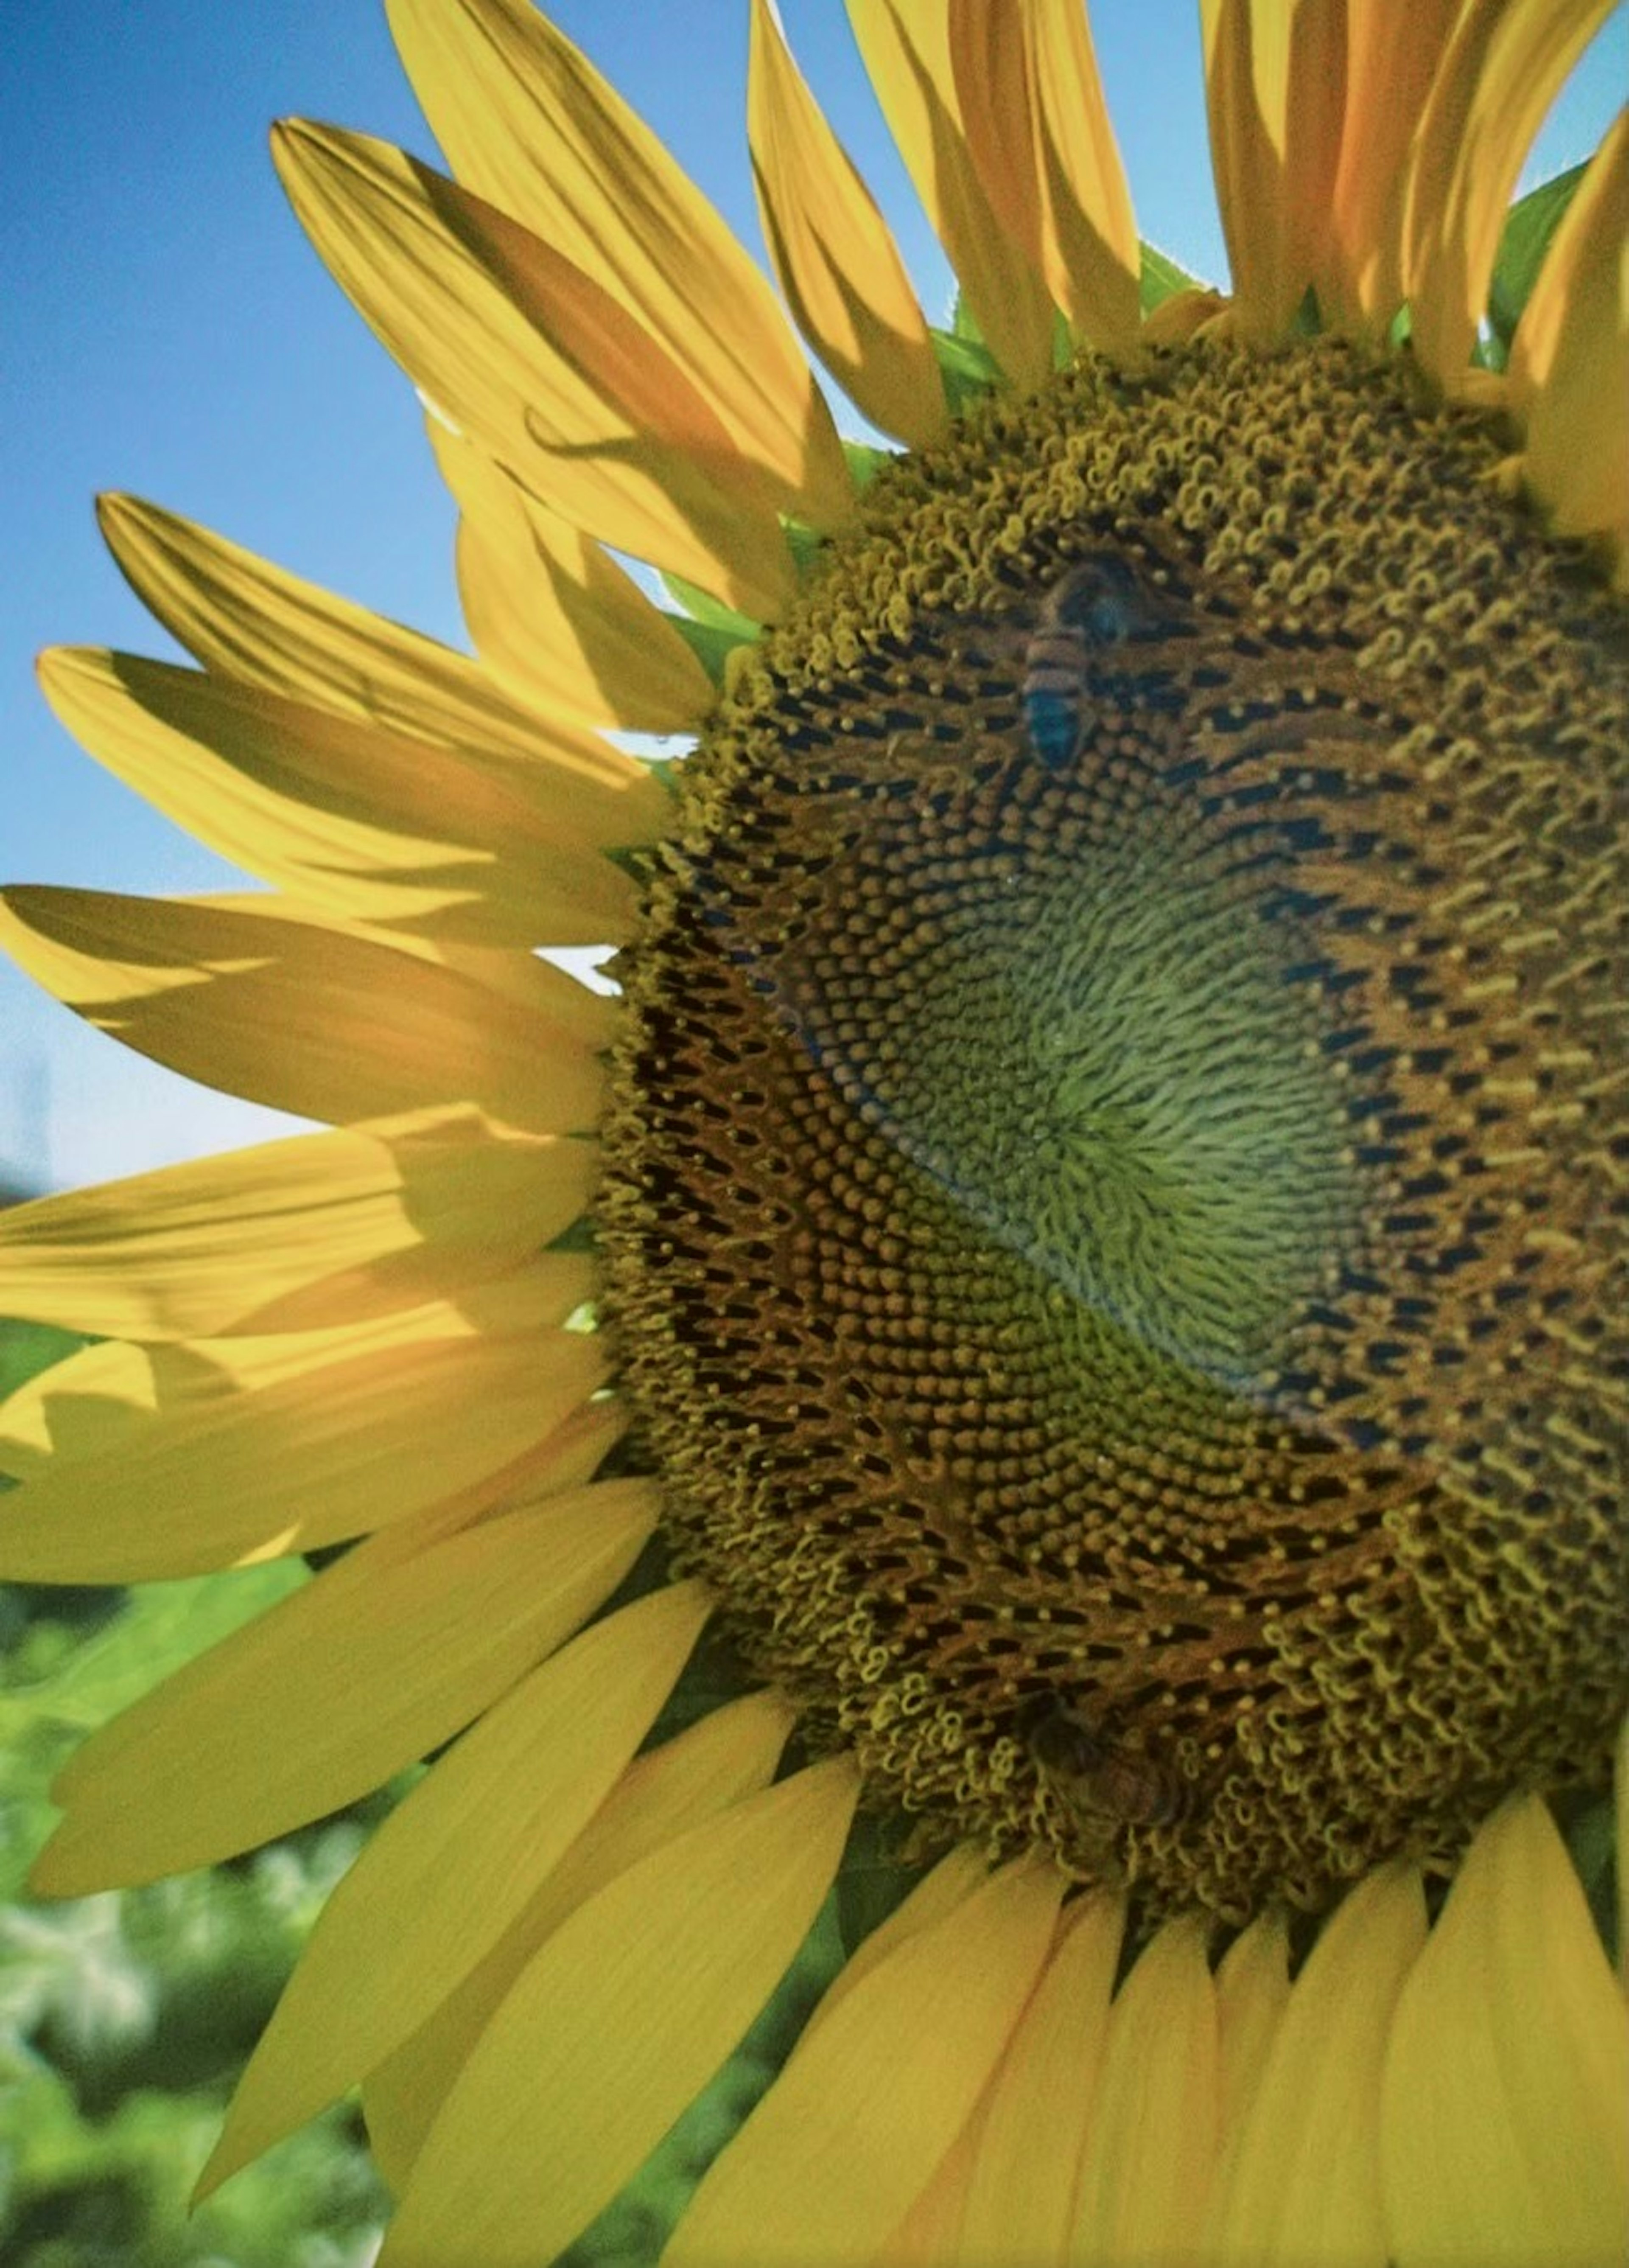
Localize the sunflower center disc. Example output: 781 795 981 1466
600 342 1629 1921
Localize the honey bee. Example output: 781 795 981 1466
1020 554 1153 772
1021 1696 1183 1828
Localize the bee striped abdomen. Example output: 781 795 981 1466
1022 647 1088 770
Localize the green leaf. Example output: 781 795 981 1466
1485 162 1587 365
660 570 761 641
842 437 893 490
665 609 753 687
0 1318 89 1411
1139 239 1206 314
930 323 1003 414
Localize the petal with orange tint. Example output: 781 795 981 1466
37 644 636 947
1509 110 1629 561
429 419 713 732
197 1581 713 2196
0 888 609 1135
34 1477 653 1894
95 492 672 842
0 1107 596 1340
845 0 1057 390
364 1691 796 2192
0 1282 608 1581
1380 1796 1629 2268
1403 0 1618 387
747 0 945 450
1324 0 1461 331
1200 0 1349 340
272 121 798 622
949 0 1139 353
665 1856 1062 2268
1069 1912 1218 2265
955 1889 1124 2265
386 0 853 530
376 1758 859 2268
1207 1864 1426 2265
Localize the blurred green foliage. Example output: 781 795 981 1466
0 1315 389 2267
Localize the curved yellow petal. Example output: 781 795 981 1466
1404 0 1618 388
747 0 946 449
364 1690 796 2192
272 121 798 623
95 493 671 841
881 2124 978 2265
954 1889 1124 2265
1380 1795 1629 2268
197 1580 713 2197
1201 0 1349 341
664 1855 1061 2268
34 1475 651 1893
948 0 1139 353
377 1756 859 2268
1214 1907 1292 2142
1207 1863 1426 2266
845 0 1057 390
428 418 714 732
0 1284 608 1581
1509 109 1629 562
0 1107 595 1340
36 644 634 948
1069 1911 1219 2265
386 0 852 530
0 887 609 1135
1323 0 1462 332
811 1842 993 2027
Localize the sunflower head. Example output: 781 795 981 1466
3 2 1626 2264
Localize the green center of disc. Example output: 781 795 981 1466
599 341 1629 1923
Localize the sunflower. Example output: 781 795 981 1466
4 0 1627 2261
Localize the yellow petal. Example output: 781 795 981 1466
1214 1907 1292 2142
33 1477 653 1894
0 1107 596 1340
948 0 1139 353
387 0 852 530
376 1756 859 2268
1200 0 1350 340
1069 1912 1219 2266
428 418 714 732
364 1690 796 2192
1324 0 1463 331
0 887 609 1134
955 1889 1125 2265
0 1281 608 1580
880 2125 979 2266
811 1842 994 2027
36 643 633 948
95 492 670 844
1208 1863 1427 2266
845 0 1058 390
1509 109 1629 558
1404 0 1618 388
1380 1795 1629 2268
664 1855 1062 2268
747 0 946 449
272 121 798 622
198 1580 712 2195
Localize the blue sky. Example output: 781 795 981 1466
4 0 1624 1191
